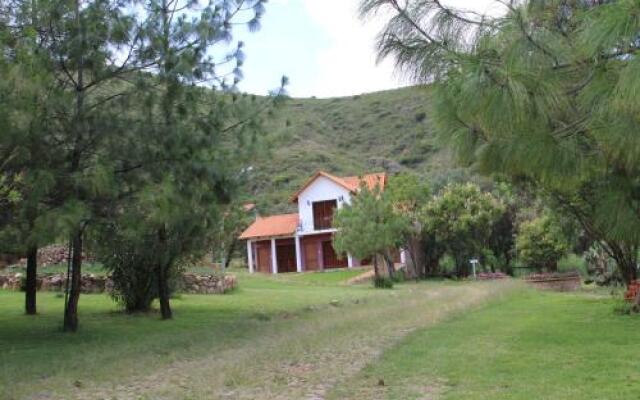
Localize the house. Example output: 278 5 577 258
239 171 404 274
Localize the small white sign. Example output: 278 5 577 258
469 259 479 279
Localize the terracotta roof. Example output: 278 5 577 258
239 213 299 240
289 171 387 202
342 173 387 192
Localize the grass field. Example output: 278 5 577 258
1 273 638 399
330 290 640 400
0 272 511 399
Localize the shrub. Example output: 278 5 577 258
102 242 159 313
95 229 180 313
516 215 568 272
374 276 394 289
391 269 406 283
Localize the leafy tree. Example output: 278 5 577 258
385 173 430 278
486 182 520 274
211 202 255 270
333 186 408 280
362 0 640 285
517 215 569 272
421 183 504 276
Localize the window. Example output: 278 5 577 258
313 200 337 230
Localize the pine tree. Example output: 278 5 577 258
363 0 640 285
0 0 58 315
131 0 271 319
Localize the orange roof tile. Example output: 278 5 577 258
342 173 387 192
239 213 299 240
289 171 387 202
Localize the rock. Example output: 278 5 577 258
0 272 237 295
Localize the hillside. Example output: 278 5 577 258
246 85 471 214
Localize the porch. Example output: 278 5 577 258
246 233 358 274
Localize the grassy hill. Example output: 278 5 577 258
246 85 471 214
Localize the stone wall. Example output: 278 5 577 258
0 273 237 294
181 273 237 294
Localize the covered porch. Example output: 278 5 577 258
245 233 356 274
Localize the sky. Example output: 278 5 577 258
232 0 501 98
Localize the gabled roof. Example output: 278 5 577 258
239 213 299 240
342 173 387 192
289 171 387 202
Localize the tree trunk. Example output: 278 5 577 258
384 252 395 279
406 236 425 279
63 231 83 332
157 262 172 319
372 256 380 280
25 245 38 315
224 239 236 269
157 226 172 320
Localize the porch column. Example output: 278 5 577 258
347 253 354 268
295 235 303 273
247 240 254 273
271 238 278 274
400 249 407 265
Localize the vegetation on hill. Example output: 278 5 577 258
245 86 472 214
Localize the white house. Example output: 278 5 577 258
239 170 404 274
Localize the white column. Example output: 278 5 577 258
247 240 254 273
295 235 303 273
400 249 407 265
347 253 354 268
271 238 278 274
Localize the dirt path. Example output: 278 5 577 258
68 281 519 400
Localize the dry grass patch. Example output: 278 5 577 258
66 280 519 400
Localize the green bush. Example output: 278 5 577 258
374 276 394 289
391 269 406 283
516 215 568 272
95 229 180 313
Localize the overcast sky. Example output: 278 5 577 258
233 0 501 98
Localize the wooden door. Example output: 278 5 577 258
256 243 271 273
304 241 319 271
277 243 297 273
322 240 347 269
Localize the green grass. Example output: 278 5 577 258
0 271 377 399
275 268 367 285
0 273 513 399
330 290 640 400
3 274 637 399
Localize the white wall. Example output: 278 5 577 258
297 176 351 234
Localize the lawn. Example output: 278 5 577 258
0 273 510 399
2 274 637 400
330 290 640 400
